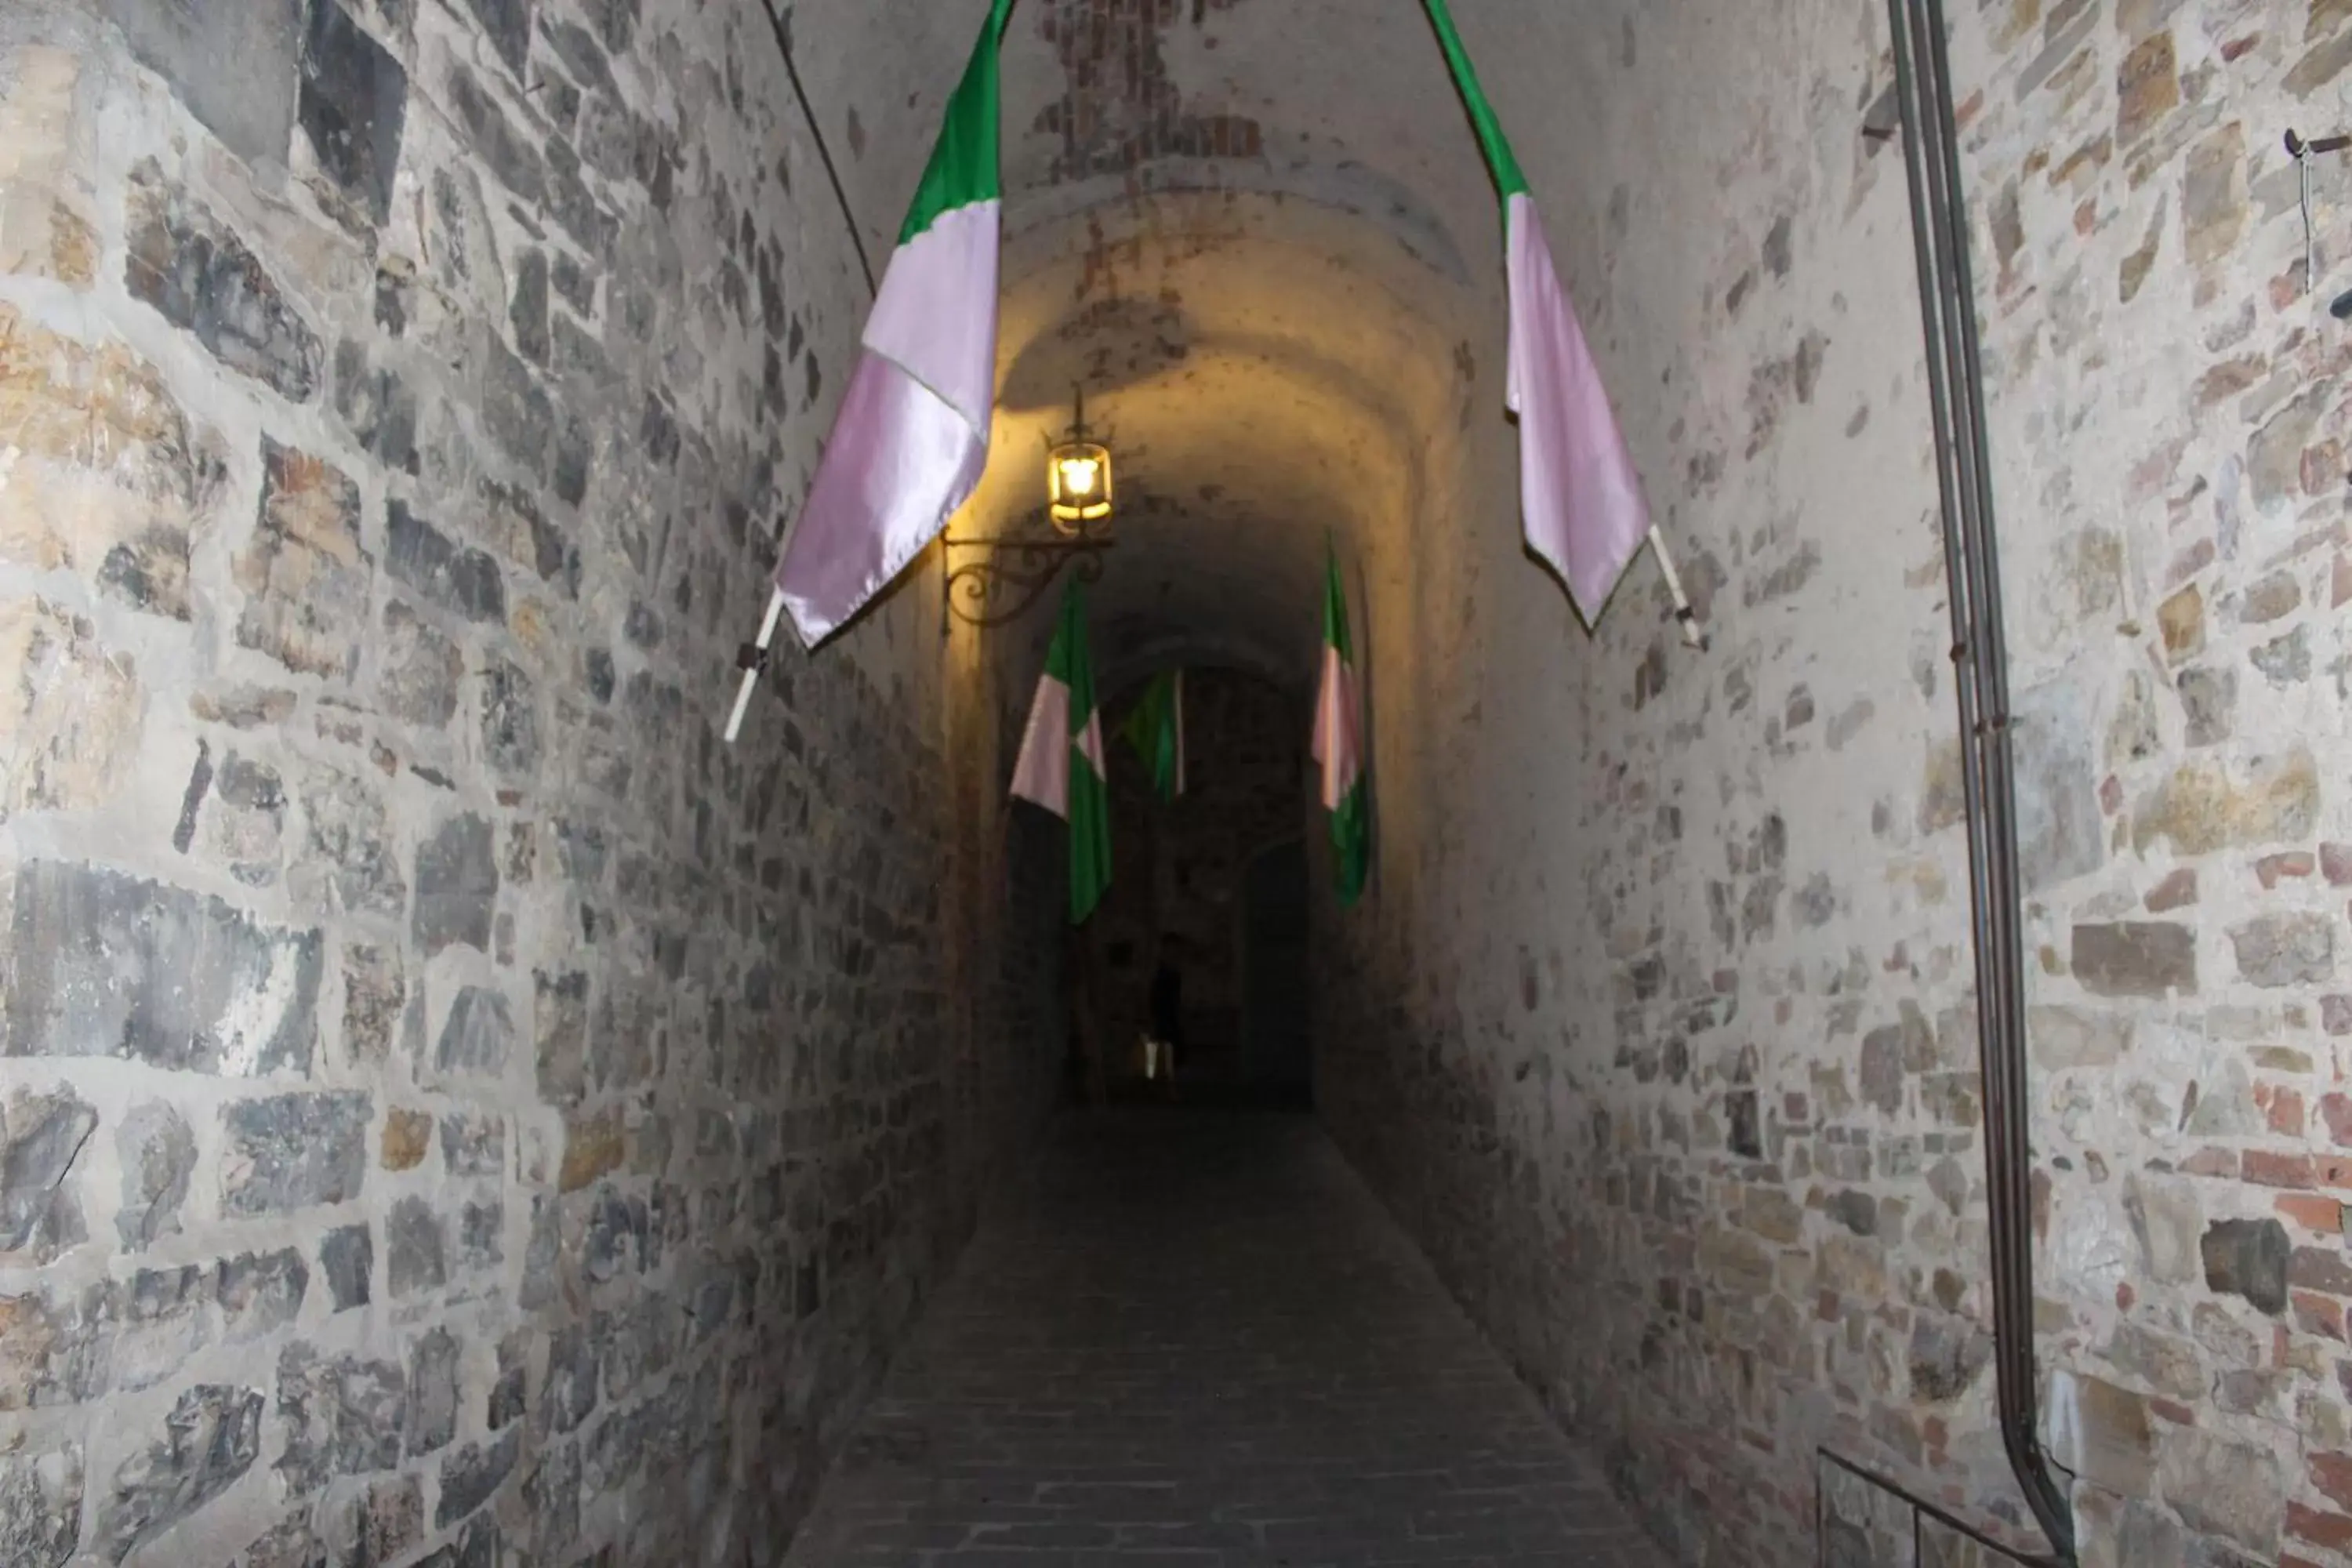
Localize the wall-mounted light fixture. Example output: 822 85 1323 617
942 386 1119 630
1047 387 1113 531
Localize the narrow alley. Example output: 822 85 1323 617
5 0 2352 1566
785 1114 1666 1567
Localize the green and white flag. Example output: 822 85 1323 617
1011 581 1112 924
1312 551 1370 906
1424 0 1651 626
771 0 1011 646
1120 670 1185 804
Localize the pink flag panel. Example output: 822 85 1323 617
1506 196 1650 626
773 353 988 647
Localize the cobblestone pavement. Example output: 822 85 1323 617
785 1112 1671 1566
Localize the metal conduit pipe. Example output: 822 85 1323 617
1885 0 2078 1560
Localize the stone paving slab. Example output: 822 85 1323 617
785 1112 1671 1567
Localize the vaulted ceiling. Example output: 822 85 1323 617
784 0 1526 689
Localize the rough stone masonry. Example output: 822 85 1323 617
0 1 1058 1565
27 0 2352 1565
1299 1 2352 1565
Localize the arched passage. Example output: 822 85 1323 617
962 184 1486 699
2 1 2332 1565
1084 665 1307 1105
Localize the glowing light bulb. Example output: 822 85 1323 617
1062 456 1101 497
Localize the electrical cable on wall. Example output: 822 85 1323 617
757 2 878 297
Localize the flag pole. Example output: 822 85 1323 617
723 588 788 745
1647 526 1708 652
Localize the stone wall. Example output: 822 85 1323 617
0 2 1058 1566
1312 1 2352 1566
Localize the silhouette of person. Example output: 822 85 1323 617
1149 939 1184 1095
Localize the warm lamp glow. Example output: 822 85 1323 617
1047 438 1113 528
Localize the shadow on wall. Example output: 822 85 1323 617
998 293 1198 411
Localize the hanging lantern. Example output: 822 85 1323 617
1047 386 1113 532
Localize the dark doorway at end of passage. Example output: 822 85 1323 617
1091 837 1312 1115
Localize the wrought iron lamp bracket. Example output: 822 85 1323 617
940 517 1114 630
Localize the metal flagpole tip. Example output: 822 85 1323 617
1645 525 1710 653
722 666 760 746
723 587 790 746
